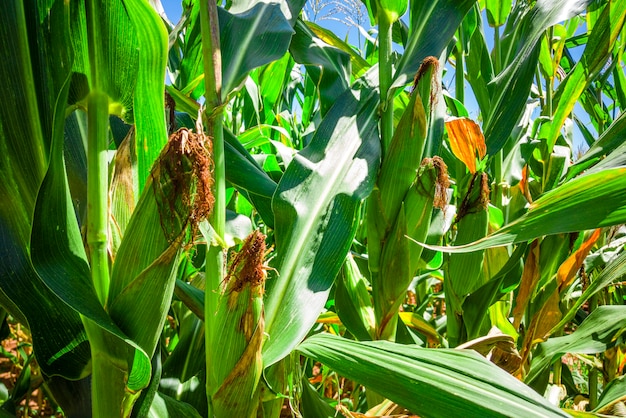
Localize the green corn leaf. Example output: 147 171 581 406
224 128 277 227
160 297 207 412
289 19 351 116
544 0 626 153
378 0 408 23
297 333 569 418
172 0 302 101
174 279 205 322
174 0 203 98
228 0 305 27
143 392 203 418
465 10 495 117
299 377 336 417
485 0 512 27
392 0 475 90
525 306 626 384
0 0 90 379
263 86 380 367
484 0 594 156
73 0 168 191
123 0 169 191
569 108 626 177
257 53 293 123
419 167 626 253
305 21 371 78
335 254 376 341
219 3 296 99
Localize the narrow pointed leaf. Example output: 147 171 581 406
571 109 626 172
305 21 371 77
263 87 380 366
595 375 626 414
298 333 568 418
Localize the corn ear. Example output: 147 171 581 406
368 57 441 279
376 203 411 340
108 128 213 358
209 230 266 417
405 157 449 275
374 157 449 340
414 57 445 159
366 188 385 276
446 172 490 346
377 59 442 227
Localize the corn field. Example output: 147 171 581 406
1 0 626 416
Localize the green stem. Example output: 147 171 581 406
378 10 394 156
493 25 501 74
589 360 599 409
545 28 554 118
455 45 464 104
552 329 563 387
535 69 545 109
85 0 110 307
493 150 503 209
87 92 110 307
84 320 140 418
546 76 553 117
589 293 599 409
199 0 225 413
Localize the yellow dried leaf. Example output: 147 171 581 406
557 229 601 291
445 118 487 173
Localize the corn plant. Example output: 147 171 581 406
1 0 626 417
